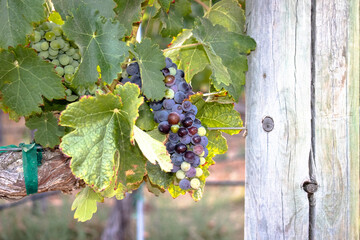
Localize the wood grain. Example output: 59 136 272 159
0 149 83 200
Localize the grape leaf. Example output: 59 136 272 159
205 0 246 34
0 0 46 49
190 94 242 135
52 0 116 19
157 0 172 11
168 182 186 198
158 0 192 37
178 38 208 82
136 103 156 131
146 163 173 190
163 29 193 62
193 18 256 100
71 187 104 222
0 47 65 116
114 0 145 36
62 7 128 88
145 177 165 196
134 125 173 172
59 84 143 191
130 38 167 101
26 112 65 148
206 130 228 159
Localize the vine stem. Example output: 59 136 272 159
193 0 210 11
162 42 202 52
207 127 247 130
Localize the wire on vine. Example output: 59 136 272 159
162 42 202 52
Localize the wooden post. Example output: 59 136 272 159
245 0 359 239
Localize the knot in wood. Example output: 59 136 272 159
303 181 318 194
262 116 274 132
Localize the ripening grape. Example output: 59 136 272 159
190 178 201 189
171 124 179 133
200 157 206 165
188 126 198 136
165 88 175 99
193 145 204 156
198 126 206 136
168 112 180 125
182 117 193 128
181 162 191 172
176 170 186 180
168 67 176 76
195 168 203 177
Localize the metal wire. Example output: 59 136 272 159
0 146 43 152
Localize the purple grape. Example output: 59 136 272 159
193 144 204 155
162 67 170 76
178 82 190 92
121 77 131 84
172 104 183 114
185 112 196 120
175 143 187 154
201 136 208 146
171 165 181 173
171 154 184 166
169 133 180 143
182 101 192 112
193 118 202 128
166 142 176 153
156 110 169 122
182 117 193 128
185 167 196 178
193 156 200 167
179 114 185 121
187 91 195 98
170 63 178 70
131 75 142 88
165 57 173 68
150 101 163 111
203 148 208 158
188 126 198 136
174 91 186 103
191 135 202 144
158 121 171 134
164 75 176 86
175 69 185 78
126 62 139 75
163 99 175 110
170 85 178 93
180 135 191 144
179 179 191 190
189 105 198 115
178 127 188 137
168 112 180 125
184 151 196 163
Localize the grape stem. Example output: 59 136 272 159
109 79 119 92
208 127 247 130
193 0 210 11
162 43 202 52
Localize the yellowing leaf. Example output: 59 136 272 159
72 187 104 222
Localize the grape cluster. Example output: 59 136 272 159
150 58 209 191
31 22 81 82
120 61 142 88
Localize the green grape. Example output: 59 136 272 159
41 22 51 31
52 26 62 36
33 31 41 43
88 85 98 95
171 124 180 133
38 51 49 59
195 168 203 177
45 31 56 41
65 89 72 96
62 42 70 51
64 74 73 83
59 54 70 65
52 59 60 66
55 66 64 76
68 57 73 64
198 126 206 136
176 170 186 180
77 86 86 96
39 30 45 37
48 47 58 56
40 41 49 51
165 88 175 99
72 52 80 60
71 60 79 68
121 71 128 78
57 39 65 49
199 157 206 165
190 178 201 189
181 162 191 172
66 48 75 56
50 40 61 50
168 67 176 76
64 65 75 74
48 55 57 60
32 43 41 52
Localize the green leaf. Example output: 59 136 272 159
0 0 46 49
205 0 246 34
193 18 256 99
49 11 64 25
134 126 173 172
147 129 167 142
114 0 145 36
163 29 193 61
52 0 116 19
26 112 65 148
136 103 156 131
145 177 165 196
158 0 192 37
157 0 172 11
71 187 104 222
62 7 128 88
59 83 143 191
190 94 242 135
130 38 167 101
178 38 208 82
206 130 228 159
146 163 173 190
0 47 65 116
168 182 186 198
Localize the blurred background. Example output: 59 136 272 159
0 93 246 240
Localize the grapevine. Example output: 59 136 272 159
0 0 256 221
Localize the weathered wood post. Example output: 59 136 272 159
245 0 359 239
